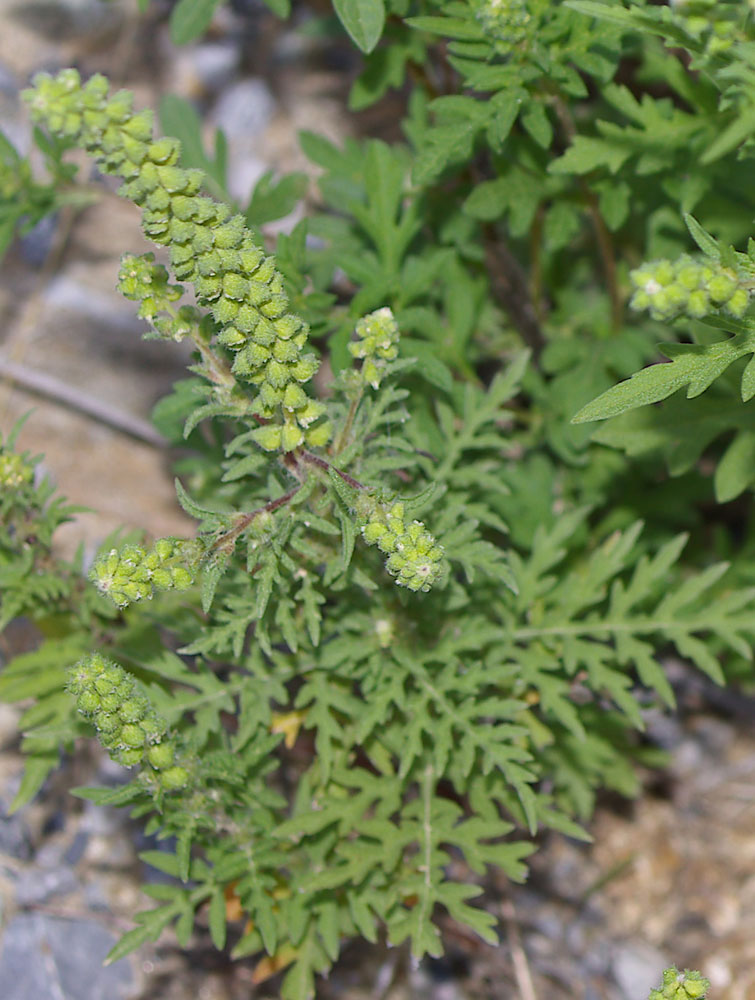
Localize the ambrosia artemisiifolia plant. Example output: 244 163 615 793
4 0 755 993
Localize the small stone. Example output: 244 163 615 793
0 913 132 1000
13 866 79 906
168 43 241 98
0 804 32 861
209 78 275 140
612 941 671 1000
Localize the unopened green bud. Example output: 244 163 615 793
306 421 332 448
727 287 749 316
251 424 283 451
94 676 112 696
161 766 190 789
119 748 144 767
687 290 709 317
77 690 100 714
362 521 387 544
94 712 119 733
99 694 121 713
147 743 175 770
156 538 177 562
119 697 147 723
119 724 145 748
151 568 173 590
708 272 738 304
281 422 304 452
171 567 193 590
655 260 675 285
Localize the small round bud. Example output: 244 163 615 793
150 568 172 590
147 743 175 770
362 522 387 544
171 567 193 590
99 694 121 714
727 287 749 317
161 766 190 789
119 697 148 723
687 290 709 317
121 724 146 748
77 691 100 714
94 676 112 696
305 421 332 448
94 712 119 733
251 424 283 451
655 260 675 286
281 421 304 452
708 272 738 304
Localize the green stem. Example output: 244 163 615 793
333 389 364 456
163 301 236 391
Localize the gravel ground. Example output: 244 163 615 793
1 3 754 998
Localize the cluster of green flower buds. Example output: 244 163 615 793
474 0 532 51
0 451 34 489
91 537 197 609
67 652 188 787
629 254 751 321
117 252 199 342
648 967 709 1000
360 500 443 592
668 0 748 60
348 307 400 390
23 69 330 452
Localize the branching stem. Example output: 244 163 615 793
299 449 366 491
211 486 302 553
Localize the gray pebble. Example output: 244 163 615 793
43 275 140 334
14 865 79 906
0 912 132 1000
6 0 121 40
209 78 275 139
612 941 670 1000
79 801 124 838
0 810 32 862
63 831 89 866
19 214 59 267
0 60 18 96
170 42 241 96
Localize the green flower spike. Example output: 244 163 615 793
117 252 200 342
23 69 329 452
91 537 197 609
67 652 189 787
629 254 751 321
648 967 710 1000
0 452 34 489
475 0 532 50
360 499 444 592
348 307 400 389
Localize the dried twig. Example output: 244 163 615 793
501 898 538 1000
0 355 166 447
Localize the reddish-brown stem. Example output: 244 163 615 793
299 450 366 491
211 486 301 553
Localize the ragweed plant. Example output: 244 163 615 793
2 0 754 995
